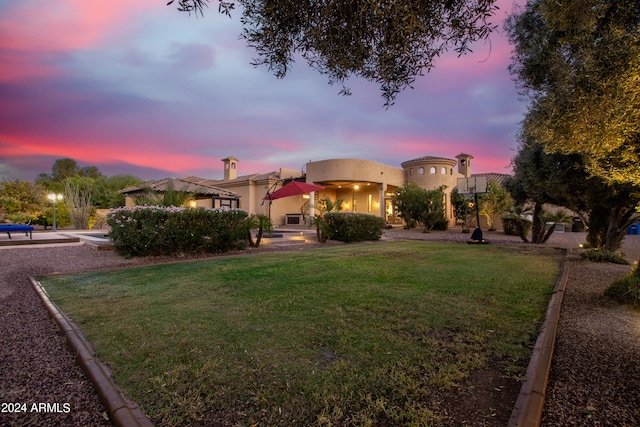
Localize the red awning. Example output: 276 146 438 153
264 181 325 200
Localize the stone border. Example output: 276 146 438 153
0 236 80 246
29 277 155 427
507 251 571 426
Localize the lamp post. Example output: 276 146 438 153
47 193 63 232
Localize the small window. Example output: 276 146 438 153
409 168 414 176
418 167 425 175
430 167 436 174
441 167 446 175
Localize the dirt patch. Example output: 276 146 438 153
438 360 524 426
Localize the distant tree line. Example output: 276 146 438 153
0 158 142 229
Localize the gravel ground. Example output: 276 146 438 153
0 229 639 426
0 244 143 427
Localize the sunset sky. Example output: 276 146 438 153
0 0 526 182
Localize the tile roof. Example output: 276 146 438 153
207 171 281 185
471 172 512 186
120 177 239 197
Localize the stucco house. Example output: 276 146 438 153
122 153 510 228
123 153 507 226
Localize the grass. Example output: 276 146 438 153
40 240 562 426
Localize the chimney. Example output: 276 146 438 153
455 153 473 178
222 157 238 181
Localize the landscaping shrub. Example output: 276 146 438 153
605 263 640 305
323 212 385 242
430 217 449 231
580 248 629 265
107 206 249 257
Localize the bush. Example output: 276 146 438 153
580 248 630 265
107 206 249 257
323 212 385 243
430 217 449 231
605 264 640 305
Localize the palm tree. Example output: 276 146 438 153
313 198 344 242
247 214 273 247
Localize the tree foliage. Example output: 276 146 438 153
170 0 500 106
506 0 640 251
478 180 512 231
506 138 640 249
93 175 144 209
504 140 577 243
64 176 95 229
0 179 46 223
506 0 640 185
393 182 446 231
451 188 474 232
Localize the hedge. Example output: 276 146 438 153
323 212 385 243
107 206 249 257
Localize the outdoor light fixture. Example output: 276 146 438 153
47 193 63 232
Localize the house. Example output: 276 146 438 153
121 154 511 228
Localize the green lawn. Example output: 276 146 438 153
40 240 562 426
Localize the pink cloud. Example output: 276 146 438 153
0 0 156 52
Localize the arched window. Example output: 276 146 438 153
441 167 446 174
430 167 436 174
418 167 425 175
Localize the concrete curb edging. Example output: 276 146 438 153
507 251 571 427
29 277 155 427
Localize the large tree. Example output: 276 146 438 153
170 0 500 106
0 179 46 223
479 180 512 231
506 0 640 186
504 140 573 243
506 136 639 250
506 0 640 251
392 182 447 231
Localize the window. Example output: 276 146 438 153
409 168 414 176
418 167 425 175
430 167 436 174
441 167 446 174
352 195 357 212
367 194 372 213
213 197 239 210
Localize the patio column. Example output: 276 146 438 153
377 183 387 221
309 191 315 217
